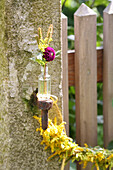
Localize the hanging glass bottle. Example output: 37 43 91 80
38 63 51 100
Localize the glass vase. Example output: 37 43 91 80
38 64 51 100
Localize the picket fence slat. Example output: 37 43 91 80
61 13 69 136
103 2 113 148
74 3 97 147
74 4 97 170
61 13 70 170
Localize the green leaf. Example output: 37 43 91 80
30 52 46 66
35 59 45 66
55 50 61 57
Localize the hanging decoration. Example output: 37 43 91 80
30 24 60 100
30 25 113 170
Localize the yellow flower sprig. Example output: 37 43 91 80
33 97 113 170
36 24 53 52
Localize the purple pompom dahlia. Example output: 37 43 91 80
43 47 55 62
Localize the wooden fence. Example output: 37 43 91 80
62 2 113 170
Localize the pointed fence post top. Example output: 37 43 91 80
74 3 96 17
61 13 67 19
104 1 113 14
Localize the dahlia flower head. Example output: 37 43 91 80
43 47 55 62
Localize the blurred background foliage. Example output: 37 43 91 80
61 1 111 169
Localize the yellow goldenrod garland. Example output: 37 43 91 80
33 97 113 170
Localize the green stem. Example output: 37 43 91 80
44 63 47 78
44 63 47 95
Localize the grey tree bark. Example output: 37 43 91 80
0 0 62 169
